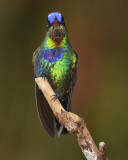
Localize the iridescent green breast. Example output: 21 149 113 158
48 50 77 92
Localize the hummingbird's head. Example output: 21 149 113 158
46 12 67 45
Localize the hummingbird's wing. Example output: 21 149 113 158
34 47 56 138
71 52 78 90
67 51 79 110
35 84 55 138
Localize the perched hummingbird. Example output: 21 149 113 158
33 12 78 138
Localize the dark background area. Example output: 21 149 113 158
0 0 128 159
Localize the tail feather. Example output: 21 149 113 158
55 97 70 136
36 84 55 138
55 118 68 136
58 125 64 137
35 83 70 137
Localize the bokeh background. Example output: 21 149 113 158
0 0 128 159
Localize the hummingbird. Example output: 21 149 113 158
33 12 78 138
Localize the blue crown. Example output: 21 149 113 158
48 12 62 24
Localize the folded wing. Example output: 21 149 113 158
35 84 55 138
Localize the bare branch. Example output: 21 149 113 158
99 142 108 160
35 77 108 160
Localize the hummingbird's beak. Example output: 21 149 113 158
53 17 60 27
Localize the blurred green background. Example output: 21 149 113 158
0 0 128 159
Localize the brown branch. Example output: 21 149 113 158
35 77 108 160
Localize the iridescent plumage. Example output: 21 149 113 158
33 12 78 138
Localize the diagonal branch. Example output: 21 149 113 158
35 77 108 160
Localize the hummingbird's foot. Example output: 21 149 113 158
51 94 59 101
42 74 46 80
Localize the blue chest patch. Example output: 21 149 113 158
41 48 65 63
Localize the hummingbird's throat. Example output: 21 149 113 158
49 29 64 45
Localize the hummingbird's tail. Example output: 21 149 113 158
35 84 55 138
36 82 71 137
55 99 71 136
55 118 68 136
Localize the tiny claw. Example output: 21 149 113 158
51 94 58 101
42 74 46 80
